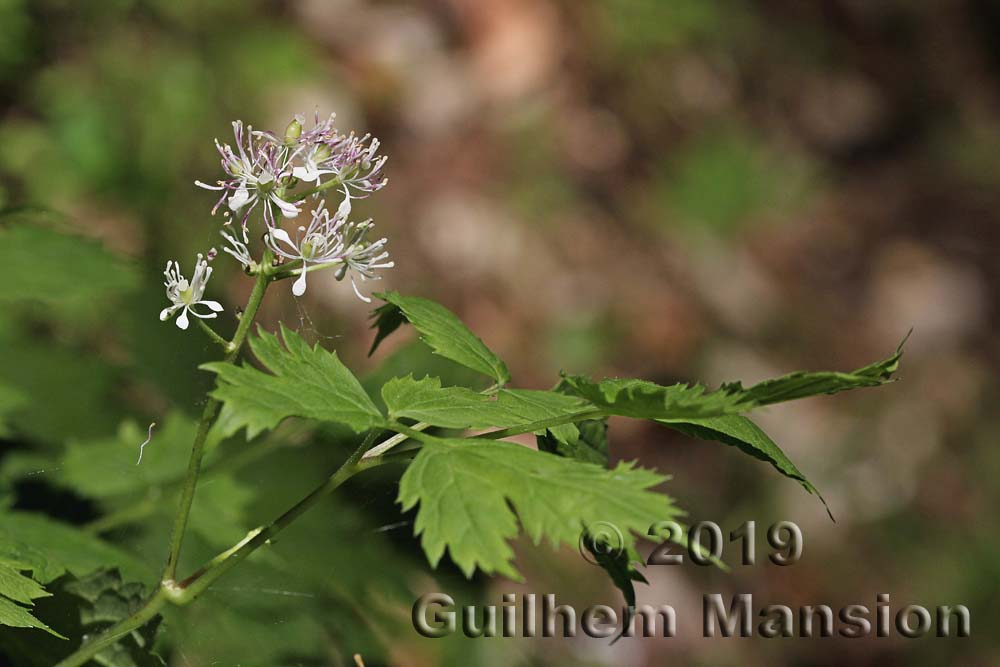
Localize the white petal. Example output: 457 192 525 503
337 190 352 218
292 271 307 296
271 194 300 218
269 227 296 250
159 306 176 321
176 308 190 330
293 164 319 182
200 300 224 312
350 277 372 303
228 187 251 211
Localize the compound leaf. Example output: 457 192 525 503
202 324 384 438
561 341 905 421
398 437 680 580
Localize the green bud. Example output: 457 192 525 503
313 144 332 162
284 117 303 142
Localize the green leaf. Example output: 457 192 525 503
0 555 62 638
580 530 647 643
0 564 50 605
561 341 905 421
537 418 609 467
381 376 491 426
381 375 590 430
371 292 511 385
719 339 906 406
367 301 407 356
560 376 751 420
202 324 384 438
398 437 680 580
0 323 123 443
58 414 200 499
0 212 139 314
0 512 151 585
0 595 60 637
660 415 831 517
0 569 163 666
0 516 148 640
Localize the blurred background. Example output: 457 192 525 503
0 0 998 665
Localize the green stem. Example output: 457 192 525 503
194 318 229 350
53 589 169 667
361 421 430 459
56 432 384 667
270 258 343 283
172 432 381 603
289 175 344 202
162 260 271 581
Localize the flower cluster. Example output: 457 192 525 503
160 112 393 329
266 198 393 300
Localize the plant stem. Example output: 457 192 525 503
290 175 344 201
55 432 385 667
172 432 381 603
161 262 271 581
53 589 169 667
194 318 229 349
361 421 430 459
269 258 343 282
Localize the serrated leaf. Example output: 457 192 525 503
660 415 831 518
367 301 407 356
0 564 50 605
538 418 609 467
371 292 510 385
381 375 590 430
0 569 162 665
560 376 751 420
720 338 906 405
0 533 61 585
561 341 905 421
0 595 62 637
581 530 647 643
398 437 680 580
0 512 150 584
202 324 384 438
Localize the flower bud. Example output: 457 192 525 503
316 143 334 161
284 116 303 142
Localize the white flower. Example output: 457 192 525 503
159 254 223 330
265 195 393 300
195 121 302 228
339 222 394 302
220 224 254 271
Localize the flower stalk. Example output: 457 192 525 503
161 260 271 582
56 111 397 667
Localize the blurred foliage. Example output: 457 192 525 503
0 0 997 666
